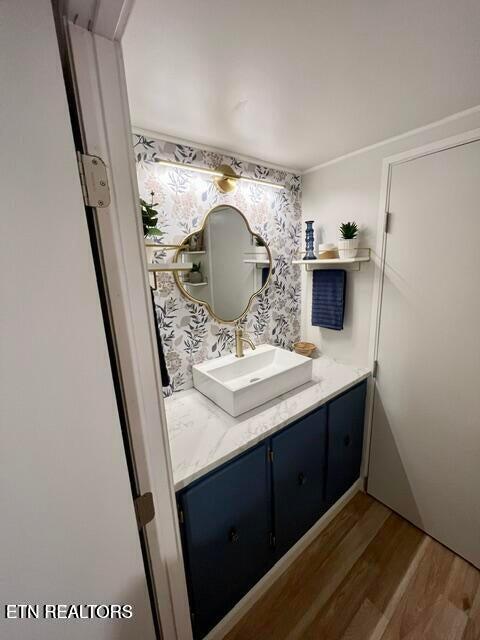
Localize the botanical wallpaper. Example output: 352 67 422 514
134 134 302 394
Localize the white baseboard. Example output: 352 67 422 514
204 479 362 640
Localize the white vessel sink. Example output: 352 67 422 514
192 344 313 417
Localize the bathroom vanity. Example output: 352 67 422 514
165 356 369 639
153 202 370 637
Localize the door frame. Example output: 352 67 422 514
61 2 193 638
364 126 480 479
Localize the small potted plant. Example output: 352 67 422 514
189 262 203 284
338 221 359 259
141 197 163 239
141 194 164 263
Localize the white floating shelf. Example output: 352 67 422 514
185 281 208 287
181 250 206 255
243 259 270 265
292 252 371 271
147 262 193 272
292 256 370 266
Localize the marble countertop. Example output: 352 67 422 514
165 355 370 491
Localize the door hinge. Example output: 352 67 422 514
269 532 276 548
268 449 274 462
77 152 110 208
384 211 392 234
372 360 379 378
134 492 155 530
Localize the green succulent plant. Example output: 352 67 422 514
191 262 202 273
140 197 164 238
339 221 358 240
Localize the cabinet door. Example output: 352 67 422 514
179 443 271 639
326 381 367 507
272 406 327 557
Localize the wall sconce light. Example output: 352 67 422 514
214 164 238 193
155 159 284 192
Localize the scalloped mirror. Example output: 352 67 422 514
173 205 272 323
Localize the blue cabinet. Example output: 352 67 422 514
178 380 367 638
178 442 271 639
271 406 327 557
325 381 367 507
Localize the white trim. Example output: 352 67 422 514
132 126 302 175
67 22 192 640
94 0 134 41
372 126 480 169
303 104 480 174
67 0 134 40
362 158 391 479
205 480 362 640
136 105 480 177
364 127 480 479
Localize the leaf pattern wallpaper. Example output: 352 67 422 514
134 134 302 395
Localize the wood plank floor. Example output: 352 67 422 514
225 492 480 640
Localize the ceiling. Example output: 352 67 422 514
122 0 480 172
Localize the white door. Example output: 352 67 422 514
0 2 156 638
368 137 480 567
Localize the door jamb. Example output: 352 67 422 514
62 3 193 638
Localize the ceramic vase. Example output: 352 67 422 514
303 220 316 260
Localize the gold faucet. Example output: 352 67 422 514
234 325 256 358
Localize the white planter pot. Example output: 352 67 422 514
189 270 203 284
252 247 269 260
338 238 359 259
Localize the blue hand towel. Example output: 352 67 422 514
311 269 346 330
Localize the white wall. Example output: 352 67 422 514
301 108 480 366
0 2 155 638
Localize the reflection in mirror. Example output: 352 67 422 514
174 205 271 323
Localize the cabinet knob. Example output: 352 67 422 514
344 434 351 447
229 527 239 543
298 472 307 486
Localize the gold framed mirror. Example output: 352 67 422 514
173 205 272 324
